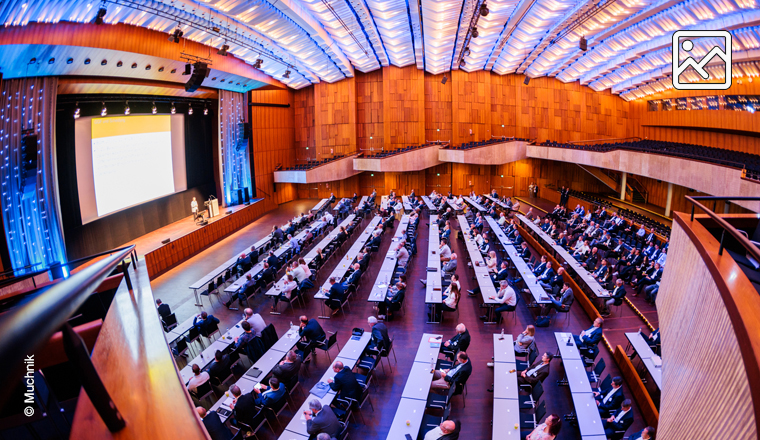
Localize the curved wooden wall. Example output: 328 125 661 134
657 213 760 440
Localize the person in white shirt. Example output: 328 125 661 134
273 274 298 308
298 258 312 279
482 281 517 321
441 283 460 312
636 225 646 237
424 420 458 440
290 260 307 284
323 212 334 223
486 251 498 273
244 308 267 336
186 364 210 393
288 234 300 253
191 197 199 219
395 241 410 267
498 212 507 225
656 248 667 267
439 239 452 262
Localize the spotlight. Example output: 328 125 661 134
171 103 176 115
480 2 489 16
124 101 130 115
463 47 470 57
101 59 107 66
116 61 123 67
170 68 176 74
152 102 157 114
471 27 479 38
66 58 73 64
48 57 55 64
204 106 208 115
459 59 466 68
145 64 151 70
101 102 107 117
74 103 80 119
441 74 448 84
253 58 263 69
131 63 137 69
523 76 530 85
217 44 230 56
95 7 107 25
29 57 36 64
84 58 91 65
183 64 192 75
283 70 291 79
580 36 587 51
169 28 183 43
158 66 164 72
188 104 193 115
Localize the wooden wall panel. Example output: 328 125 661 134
635 175 749 215
657 217 758 440
627 77 760 154
296 175 360 200
314 77 357 159
294 87 316 163
384 66 426 151
425 73 453 143
425 163 454 196
356 70 384 154
451 70 491 145
250 89 297 205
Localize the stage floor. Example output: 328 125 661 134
120 202 254 257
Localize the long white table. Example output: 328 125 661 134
421 195 439 212
333 198 351 211
485 217 551 306
447 198 464 211
459 215 498 322
380 195 389 210
484 194 509 209
425 215 443 324
225 216 327 295
315 216 382 318
311 198 329 213
385 333 443 440
368 215 410 303
492 333 521 439
463 196 487 212
401 195 414 212
178 319 247 383
207 325 302 423
554 332 607 439
625 332 662 390
518 214 610 300
279 333 371 440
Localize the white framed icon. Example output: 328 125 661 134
671 30 732 90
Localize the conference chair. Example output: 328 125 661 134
519 380 543 411
337 420 350 440
235 408 272 439
587 358 606 386
161 313 178 332
426 386 455 419
519 400 547 431
516 349 538 372
263 392 290 430
200 322 221 342
173 338 190 361
595 374 613 395
185 326 204 356
314 331 340 362
190 381 215 406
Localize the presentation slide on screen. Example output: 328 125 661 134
75 114 187 224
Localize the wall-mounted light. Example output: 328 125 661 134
188 104 193 115
101 102 107 117
152 102 157 114
171 103 176 115
74 102 80 119
124 101 130 115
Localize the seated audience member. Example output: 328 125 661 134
367 316 390 351
481 280 517 321
251 376 286 408
601 278 626 316
603 400 634 437
235 252 251 274
526 413 562 440
344 263 362 286
304 399 341 439
441 283 460 314
378 280 405 321
489 325 534 367
196 407 233 440
439 238 452 261
516 353 553 386
324 277 346 314
254 262 275 292
272 274 298 309
228 385 256 427
327 361 363 406
266 250 280 271
193 311 220 335
629 426 656 440
310 248 326 268
244 308 267 336
541 282 574 316
225 273 255 309
431 351 471 391
156 299 171 319
297 315 326 356
187 364 210 393
272 350 302 388
539 266 564 293
424 419 461 440
233 321 255 349
395 241 410 267
574 317 604 348
207 350 232 383
595 376 626 417
441 323 470 360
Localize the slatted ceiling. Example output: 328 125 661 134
365 0 416 67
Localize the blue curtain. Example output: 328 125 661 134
219 90 251 206
0 77 66 274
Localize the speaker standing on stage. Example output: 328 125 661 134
191 197 199 219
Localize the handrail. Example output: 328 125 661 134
686 196 760 261
0 245 135 412
567 136 642 144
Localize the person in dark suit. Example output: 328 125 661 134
327 361 363 404
602 279 626 316
541 282 574 316
634 262 663 296
196 407 233 440
266 251 280 271
324 277 346 313
272 350 302 389
535 261 555 285
629 426 656 440
595 376 626 417
272 225 284 244
206 350 231 383
603 400 634 437
156 299 171 319
431 351 472 391
367 316 390 352
441 324 470 359
252 377 287 407
368 232 382 249
248 245 260 265
328 193 337 204
305 399 341 439
344 263 361 286
574 317 604 348
516 352 553 386
229 385 257 427
254 262 275 292
297 315 327 355
193 311 219 335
